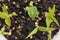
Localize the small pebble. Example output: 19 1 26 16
52 29 60 40
0 35 7 40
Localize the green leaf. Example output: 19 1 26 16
26 27 38 39
46 28 55 32
46 16 53 28
27 6 39 20
49 5 55 16
0 12 9 19
38 26 47 31
2 4 8 13
38 26 55 32
52 5 55 14
5 17 11 26
9 12 17 17
0 4 9 19
51 16 59 26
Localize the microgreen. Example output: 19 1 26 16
25 1 39 20
45 5 59 27
0 4 17 26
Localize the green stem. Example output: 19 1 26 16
35 20 39 28
48 31 51 40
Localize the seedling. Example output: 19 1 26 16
25 5 58 40
26 21 55 39
25 1 39 20
0 4 17 26
45 5 59 40
45 5 59 27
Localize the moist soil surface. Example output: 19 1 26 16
0 0 60 40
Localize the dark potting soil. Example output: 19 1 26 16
0 0 60 40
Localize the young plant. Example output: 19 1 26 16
45 5 59 40
25 1 39 20
25 21 55 39
0 4 17 26
45 5 59 27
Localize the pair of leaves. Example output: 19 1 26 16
49 5 55 16
46 5 59 28
26 5 39 20
26 26 55 39
0 4 17 26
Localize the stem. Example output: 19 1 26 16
48 31 51 40
35 20 39 28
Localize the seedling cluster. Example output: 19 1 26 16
25 1 59 40
0 1 59 40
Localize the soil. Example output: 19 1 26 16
0 0 60 40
